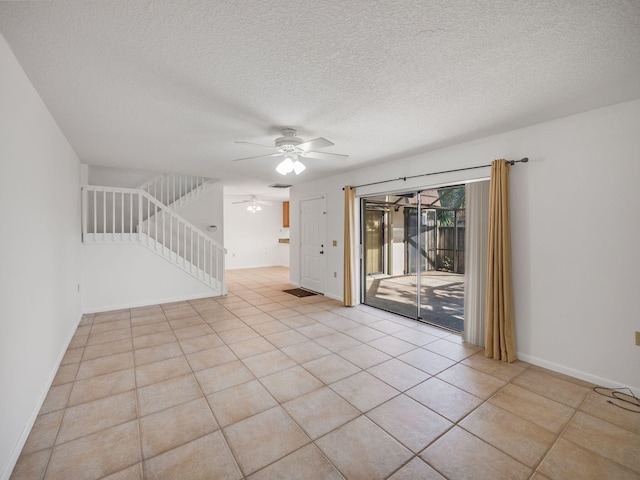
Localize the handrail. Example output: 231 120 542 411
138 174 211 209
81 185 225 291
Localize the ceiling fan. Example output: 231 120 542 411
232 128 348 175
231 195 273 213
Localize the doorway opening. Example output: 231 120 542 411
361 186 465 331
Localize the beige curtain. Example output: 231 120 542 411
485 160 517 362
343 186 356 306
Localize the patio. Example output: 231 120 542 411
364 271 464 331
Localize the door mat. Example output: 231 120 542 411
283 288 318 298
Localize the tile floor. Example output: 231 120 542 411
10 267 640 480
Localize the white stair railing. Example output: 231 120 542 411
81 185 225 291
138 174 212 210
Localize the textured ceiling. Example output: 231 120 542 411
1 0 639 197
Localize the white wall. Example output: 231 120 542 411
88 165 157 188
0 34 82 480
224 200 289 269
290 98 640 394
81 243 218 312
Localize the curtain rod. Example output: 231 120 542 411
345 157 528 190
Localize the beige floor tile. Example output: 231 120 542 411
137 374 203 416
172 324 213 341
281 341 332 364
162 307 198 321
256 302 288 313
314 332 361 352
268 308 304 320
210 317 246 332
229 306 263 317
238 312 274 326
580 389 640 435
367 336 416 357
195 360 255 395
367 358 430 391
280 315 318 328
10 448 50 480
387 457 446 480
51 363 79 386
57 391 137 444
303 355 360 384
421 427 532 480
228 336 277 359
67 369 135 407
461 351 528 382
86 328 131 347
398 348 456 375
186 345 237 371
143 431 241 480
296 323 337 339
392 328 440 346
422 338 479 361
39 383 73 415
537 438 638 480
251 320 291 336
367 394 453 453
21 410 64 455
369 319 408 334
94 311 130 323
217 325 260 344
224 406 310 476
529 364 595 389
91 318 130 334
131 321 171 338
60 347 84 365
343 325 387 343
283 387 360 439
331 371 400 413
316 416 412 480
207 380 278 427
562 411 640 472
260 365 324 403
264 329 309 348
45 420 140 480
178 332 224 354
83 338 132 362
130 305 163 318
338 343 392 369
132 330 177 350
101 464 142 480
76 351 134 380
168 315 206 330
436 363 506 399
133 342 183 367
68 334 89 349
460 403 556 467
406 377 483 422
135 356 192 388
489 384 574 434
512 368 590 408
248 444 343 480
139 398 217 459
130 313 166 327
241 349 297 377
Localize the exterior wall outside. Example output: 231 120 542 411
290 98 640 395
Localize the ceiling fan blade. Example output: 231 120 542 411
231 200 250 204
232 153 282 162
297 137 334 151
234 141 274 149
301 151 349 161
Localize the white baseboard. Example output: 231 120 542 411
1 313 84 480
82 291 224 314
517 352 640 397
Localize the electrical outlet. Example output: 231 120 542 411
636 331 640 346
332 240 338 247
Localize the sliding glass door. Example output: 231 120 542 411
362 186 466 331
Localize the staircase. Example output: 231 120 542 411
81 174 225 293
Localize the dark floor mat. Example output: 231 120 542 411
283 288 318 298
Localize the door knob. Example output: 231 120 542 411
320 250 324 254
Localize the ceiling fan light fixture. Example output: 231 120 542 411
276 155 296 175
247 205 262 213
292 160 306 174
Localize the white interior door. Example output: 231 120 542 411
300 197 326 293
